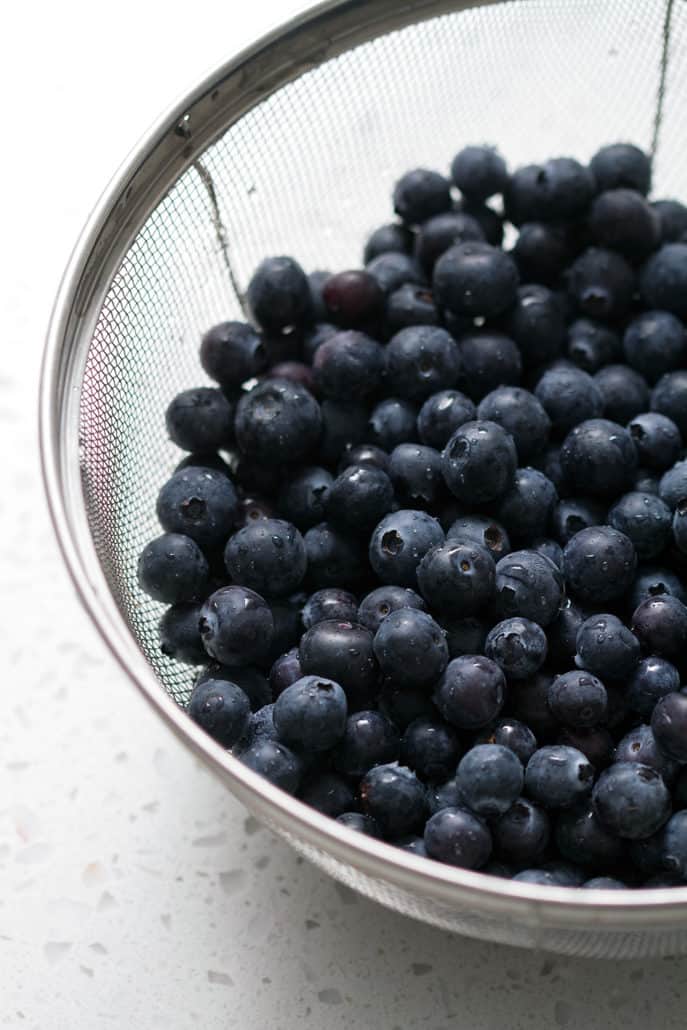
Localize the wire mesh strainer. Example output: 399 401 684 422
41 0 687 957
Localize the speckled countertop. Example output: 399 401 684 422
2 2 687 1026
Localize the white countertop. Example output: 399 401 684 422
3 1 687 1026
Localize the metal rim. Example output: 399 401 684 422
39 0 687 929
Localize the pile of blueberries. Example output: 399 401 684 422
138 141 687 888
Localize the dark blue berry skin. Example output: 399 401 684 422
589 189 660 261
558 726 615 771
433 655 506 730
485 618 548 679
608 491 671 560
174 451 233 477
385 326 461 402
336 812 382 837
389 444 445 509
393 168 452 225
428 776 464 814
338 443 390 475
326 464 394 532
417 390 476 450
357 585 425 634
367 398 419 451
386 284 439 332
566 317 621 373
378 683 436 732
393 835 429 856
531 538 563 569
640 243 687 318
555 804 624 869
165 387 235 453
400 718 461 783
366 252 425 295
560 419 637 498
373 608 448 690
651 371 687 437
659 459 687 510
235 494 276 530
303 322 339 363
458 331 523 401
492 798 550 864
239 738 302 794
457 744 524 817
628 413 682 472
493 550 564 627
594 364 649 425
525 746 594 809
360 763 428 837
333 710 400 778
593 762 671 840
269 648 303 699
627 656 680 719
224 518 306 597
447 515 510 561
615 725 679 785
369 509 444 587
267 596 308 665
548 670 608 729
512 222 572 286
197 663 271 713
583 877 628 889
504 285 566 367
304 523 366 590
242 704 278 746
302 589 358 631
568 247 635 321
547 600 587 668
630 566 687 609
575 613 640 679
266 361 316 395
442 420 517 504
278 467 332 530
652 689 687 762
363 222 413 263
157 467 238 550
322 270 384 329
535 365 604 437
563 525 637 604
653 199 687 242
187 678 251 747
541 862 587 886
477 718 538 765
510 674 558 739
312 331 384 401
298 771 355 817
138 533 209 604
299 620 377 706
200 321 267 389
477 388 551 463
308 271 331 322
634 471 660 495
414 212 485 275
199 587 274 667
247 256 311 332
632 594 687 661
590 143 651 195
443 617 490 659
674 502 687 554
511 869 565 887
159 602 206 664
496 468 558 542
451 145 507 201
235 379 321 465
417 540 495 615
660 811 687 880
507 157 595 223
433 241 519 319
623 311 687 384
424 807 492 869
273 675 347 752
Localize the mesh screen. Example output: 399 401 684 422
79 0 687 706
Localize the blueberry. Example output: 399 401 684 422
632 594 687 660
531 538 564 569
458 331 522 401
628 413 682 472
388 443 445 509
393 168 452 225
235 494 276 530
400 717 461 783
554 495 608 547
335 812 382 837
385 326 461 401
278 467 333 531
555 804 624 868
303 322 339 363
623 311 687 385
299 620 377 706
651 690 687 762
504 159 593 224
428 776 464 814
261 326 305 366
615 725 679 785
590 143 651 195
511 869 565 887
640 243 687 317
589 189 660 261
568 247 635 321
477 388 551 463
433 655 506 730
365 252 425 295
165 387 235 453
659 459 687 510
187 676 252 747
484 617 548 679
197 663 271 713
493 549 564 626
433 242 519 318
447 515 511 561
156 466 238 549
298 771 355 817
269 647 303 699
266 360 316 395
512 222 572 286
373 608 448 690
535 365 604 437
631 566 687 609
303 523 366 589
450 145 507 201
457 744 524 817
357 585 426 634
378 682 436 732
566 317 622 373
338 443 390 475
592 762 671 839
326 464 394 531
239 738 302 793
660 811 687 880
159 602 206 664
652 199 687 243
199 586 273 666
496 468 558 542
607 491 671 560
457 198 504 246
367 397 419 451
246 256 311 332
510 673 558 739
442 616 490 659
525 745 594 809
477 718 538 765
594 364 649 425
308 271 331 322
360 763 428 837
235 379 321 464
582 877 627 889
137 533 209 604
557 726 614 771
242 704 278 746
563 525 637 604
548 670 608 728
363 222 414 264
301 589 358 631
318 398 369 465
174 451 233 477
200 321 267 388
333 710 399 778
224 518 306 597
417 540 495 615
413 212 485 273
322 270 384 328
312 330 384 400
633 470 660 495
273 675 347 751
561 418 638 499
417 390 476 450
575 613 640 679
424 806 492 868
442 420 517 504
627 656 680 719
386 283 439 331
674 501 687 554
369 509 444 587
492 798 550 864
651 371 687 437
505 285 566 367
547 600 587 667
